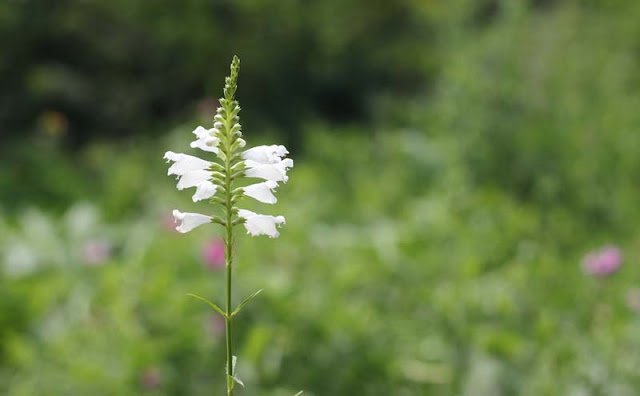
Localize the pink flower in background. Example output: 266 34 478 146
582 245 622 277
81 239 111 265
202 238 225 270
140 367 162 391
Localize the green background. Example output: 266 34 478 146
2 0 640 394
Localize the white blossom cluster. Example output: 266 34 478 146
164 56 292 241
165 132 292 237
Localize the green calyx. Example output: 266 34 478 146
209 56 246 222
223 55 240 100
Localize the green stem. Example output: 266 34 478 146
225 222 233 395
222 56 240 396
224 99 235 396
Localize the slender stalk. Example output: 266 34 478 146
224 221 233 396
224 113 235 396
219 56 240 395
168 56 288 394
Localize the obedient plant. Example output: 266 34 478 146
164 56 294 395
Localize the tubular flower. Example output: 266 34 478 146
242 145 289 163
173 210 212 233
244 159 294 183
192 181 218 202
242 181 278 204
163 55 292 236
237 209 285 238
165 151 212 175
190 126 221 153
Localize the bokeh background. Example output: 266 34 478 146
2 0 640 394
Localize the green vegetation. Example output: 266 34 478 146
2 1 640 395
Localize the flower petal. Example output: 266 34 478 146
242 145 289 164
165 151 212 175
242 181 278 204
192 126 219 139
173 210 212 233
190 126 220 153
237 209 285 238
244 158 293 183
192 181 218 202
176 169 213 190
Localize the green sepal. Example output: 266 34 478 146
231 289 264 318
230 162 246 172
230 169 245 180
187 293 228 318
209 162 225 172
230 123 242 134
231 217 246 226
228 154 243 167
210 216 226 226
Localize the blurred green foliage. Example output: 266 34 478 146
3 0 640 395
0 0 435 145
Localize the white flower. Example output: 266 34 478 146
237 209 285 238
244 158 293 183
243 181 278 204
165 151 212 175
242 145 288 164
175 169 213 190
173 210 212 233
192 181 218 202
190 126 221 153
164 151 218 200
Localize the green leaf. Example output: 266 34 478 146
187 293 227 318
294 392 304 396
231 289 264 317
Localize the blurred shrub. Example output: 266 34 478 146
0 0 437 145
2 124 640 395
422 0 640 232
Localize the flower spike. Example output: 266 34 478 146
163 56 292 395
